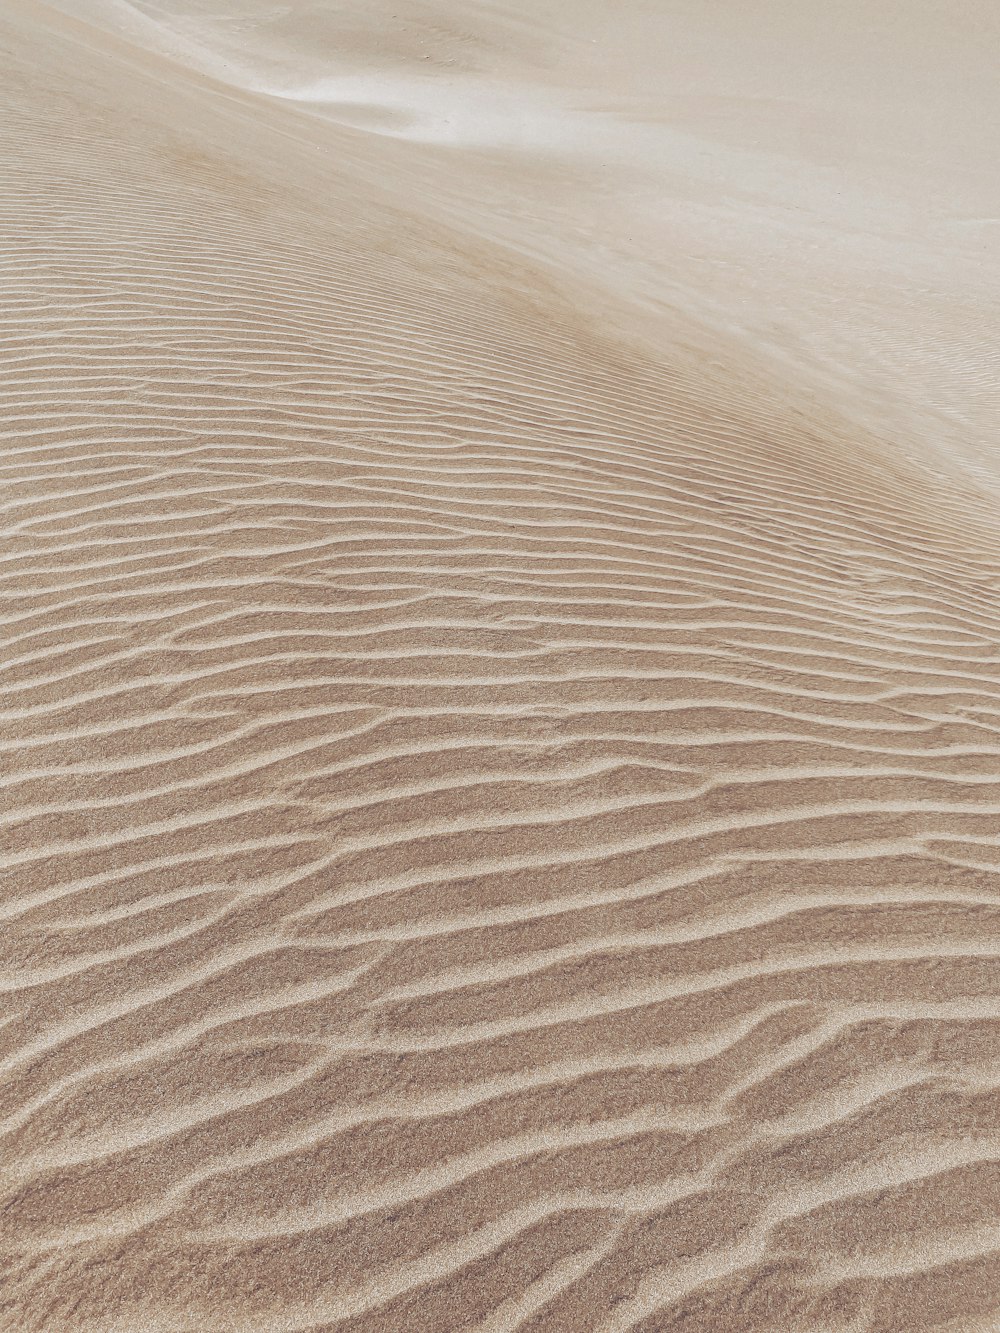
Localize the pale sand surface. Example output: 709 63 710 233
2 2 1000 1330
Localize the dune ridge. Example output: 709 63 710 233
2 1 1000 1330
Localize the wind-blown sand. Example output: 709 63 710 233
2 2 1000 1330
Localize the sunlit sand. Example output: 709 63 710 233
2 2 999 1329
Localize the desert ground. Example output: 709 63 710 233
2 2 1000 1330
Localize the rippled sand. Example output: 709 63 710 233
3 2 1000 1330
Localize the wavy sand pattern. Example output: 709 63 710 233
2 2 1000 1330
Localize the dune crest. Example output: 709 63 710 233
2 1 999 1330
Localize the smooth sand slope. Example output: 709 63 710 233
2 2 1000 1330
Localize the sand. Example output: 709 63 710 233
2 2 999 1330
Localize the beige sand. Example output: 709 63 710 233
2 2 999 1330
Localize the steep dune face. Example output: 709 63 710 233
46 0 1000 481
2 2 1000 1331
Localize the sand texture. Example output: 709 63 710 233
2 2 1000 1330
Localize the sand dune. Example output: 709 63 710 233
2 1 999 1329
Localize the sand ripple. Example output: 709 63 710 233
2 2 999 1330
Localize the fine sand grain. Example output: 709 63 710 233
2 2 999 1330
